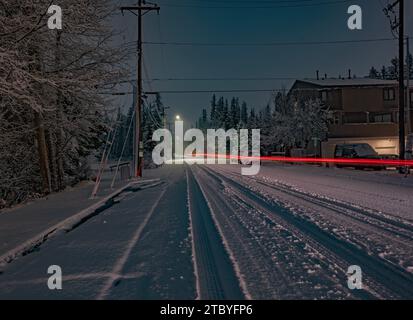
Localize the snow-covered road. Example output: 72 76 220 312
0 164 412 299
193 164 413 299
0 167 196 299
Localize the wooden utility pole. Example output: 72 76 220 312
121 2 160 178
398 0 405 163
385 0 406 166
406 36 411 134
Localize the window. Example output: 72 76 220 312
354 144 377 157
332 113 340 125
342 147 355 157
320 91 328 102
344 112 367 124
370 113 392 123
383 88 395 101
328 112 340 125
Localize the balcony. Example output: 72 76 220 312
328 122 398 139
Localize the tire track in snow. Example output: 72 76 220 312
187 166 245 300
202 166 413 299
186 169 201 300
193 166 301 299
214 167 413 271
248 175 413 240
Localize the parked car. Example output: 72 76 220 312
334 143 384 170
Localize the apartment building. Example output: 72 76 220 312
290 78 413 157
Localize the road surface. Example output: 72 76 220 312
0 164 412 299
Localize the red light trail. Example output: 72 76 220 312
193 154 413 167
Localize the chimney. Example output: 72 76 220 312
348 69 351 79
316 70 319 80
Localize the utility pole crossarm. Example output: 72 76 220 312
120 6 160 15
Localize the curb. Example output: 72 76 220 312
0 180 143 269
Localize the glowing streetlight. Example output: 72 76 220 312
175 115 181 121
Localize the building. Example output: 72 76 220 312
289 78 413 157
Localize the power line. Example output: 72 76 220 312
159 0 328 3
102 89 288 95
103 77 301 86
158 0 354 9
146 77 298 81
141 37 402 47
103 83 407 95
121 37 412 51
150 89 281 93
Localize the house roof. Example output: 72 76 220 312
293 78 401 88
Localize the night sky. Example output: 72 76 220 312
112 0 413 125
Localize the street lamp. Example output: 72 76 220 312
176 115 181 121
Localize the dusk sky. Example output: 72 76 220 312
113 0 413 125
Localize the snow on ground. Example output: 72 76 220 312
0 166 195 300
254 163 413 222
0 163 412 300
192 165 356 299
204 164 413 293
210 164 413 266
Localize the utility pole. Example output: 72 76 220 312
398 0 405 164
121 1 160 178
407 36 411 134
384 0 406 166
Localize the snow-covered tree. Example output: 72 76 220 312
368 67 380 79
240 101 248 126
0 0 128 207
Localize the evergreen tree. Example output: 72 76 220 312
202 108 208 130
229 97 238 128
389 57 399 79
216 97 225 128
198 108 208 131
407 53 413 78
223 101 230 130
368 67 380 79
210 94 217 127
235 98 241 127
381 66 387 79
240 101 248 126
262 104 272 137
247 108 256 129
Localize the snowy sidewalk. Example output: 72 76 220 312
0 170 132 264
